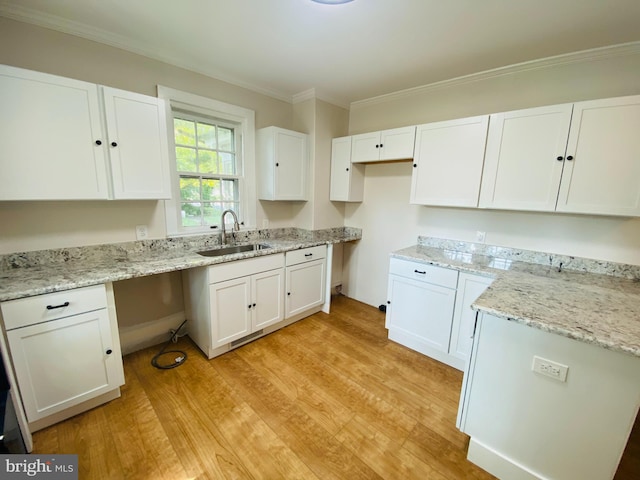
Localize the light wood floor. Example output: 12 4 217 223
32 296 637 479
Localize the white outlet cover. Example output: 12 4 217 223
532 355 569 382
135 225 148 240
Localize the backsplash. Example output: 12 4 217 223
417 236 640 280
0 227 361 271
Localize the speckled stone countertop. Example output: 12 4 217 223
391 237 640 358
0 227 361 302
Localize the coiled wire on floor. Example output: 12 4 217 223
151 319 188 369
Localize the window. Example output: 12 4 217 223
173 115 240 227
157 86 256 236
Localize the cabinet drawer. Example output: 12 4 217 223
1 284 108 331
208 253 285 284
389 257 458 288
285 245 327 266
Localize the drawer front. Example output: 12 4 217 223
285 245 327 266
389 257 458 288
208 253 285 284
1 284 108 331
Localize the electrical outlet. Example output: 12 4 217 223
135 224 148 240
262 219 269 228
532 355 568 382
476 231 486 243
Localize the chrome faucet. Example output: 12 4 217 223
220 209 240 244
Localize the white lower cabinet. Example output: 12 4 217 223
458 313 640 480
285 246 327 319
0 284 124 427
449 272 494 362
184 254 285 358
385 258 493 370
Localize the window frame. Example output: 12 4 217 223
157 86 256 236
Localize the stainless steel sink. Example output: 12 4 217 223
197 243 272 257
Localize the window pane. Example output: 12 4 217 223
203 203 223 226
221 179 236 201
174 119 196 146
179 177 200 201
198 150 218 174
197 123 216 149
181 202 202 226
176 147 197 172
202 179 221 201
218 127 234 151
220 152 236 175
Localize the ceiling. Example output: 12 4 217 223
1 0 639 106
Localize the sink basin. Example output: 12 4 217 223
197 243 271 257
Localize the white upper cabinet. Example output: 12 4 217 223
410 115 489 207
0 65 109 200
479 104 573 211
329 136 365 202
102 87 171 199
557 96 640 216
351 126 416 163
0 65 171 201
257 126 309 201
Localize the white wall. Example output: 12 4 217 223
343 49 640 307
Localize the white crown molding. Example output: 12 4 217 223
351 41 640 109
0 2 295 103
292 88 317 104
292 88 350 109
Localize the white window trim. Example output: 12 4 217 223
157 85 256 236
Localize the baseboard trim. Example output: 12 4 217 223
467 438 548 480
118 312 186 355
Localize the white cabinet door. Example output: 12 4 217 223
379 126 416 161
449 273 493 362
410 116 488 207
210 277 252 347
257 127 308 201
557 95 640 216
0 65 109 200
102 87 171 199
479 104 573 211
386 274 456 353
7 309 121 422
351 126 416 163
285 258 326 318
329 136 364 202
252 268 284 330
350 131 381 163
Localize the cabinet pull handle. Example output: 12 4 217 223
379 143 383 148
275 162 279 167
248 304 252 309
46 301 69 310
106 349 113 355
253 303 256 307
387 300 390 304
375 144 380 148
111 141 118 147
304 253 313 257
287 292 291 296
346 167 349 171
413 163 417 168
95 140 102 145
556 156 564 161
566 155 574 161
414 269 426 275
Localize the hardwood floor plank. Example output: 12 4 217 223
336 414 451 480
262 326 418 444
128 347 252 479
104 362 188 480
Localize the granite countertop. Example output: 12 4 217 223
391 239 640 358
0 227 361 302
